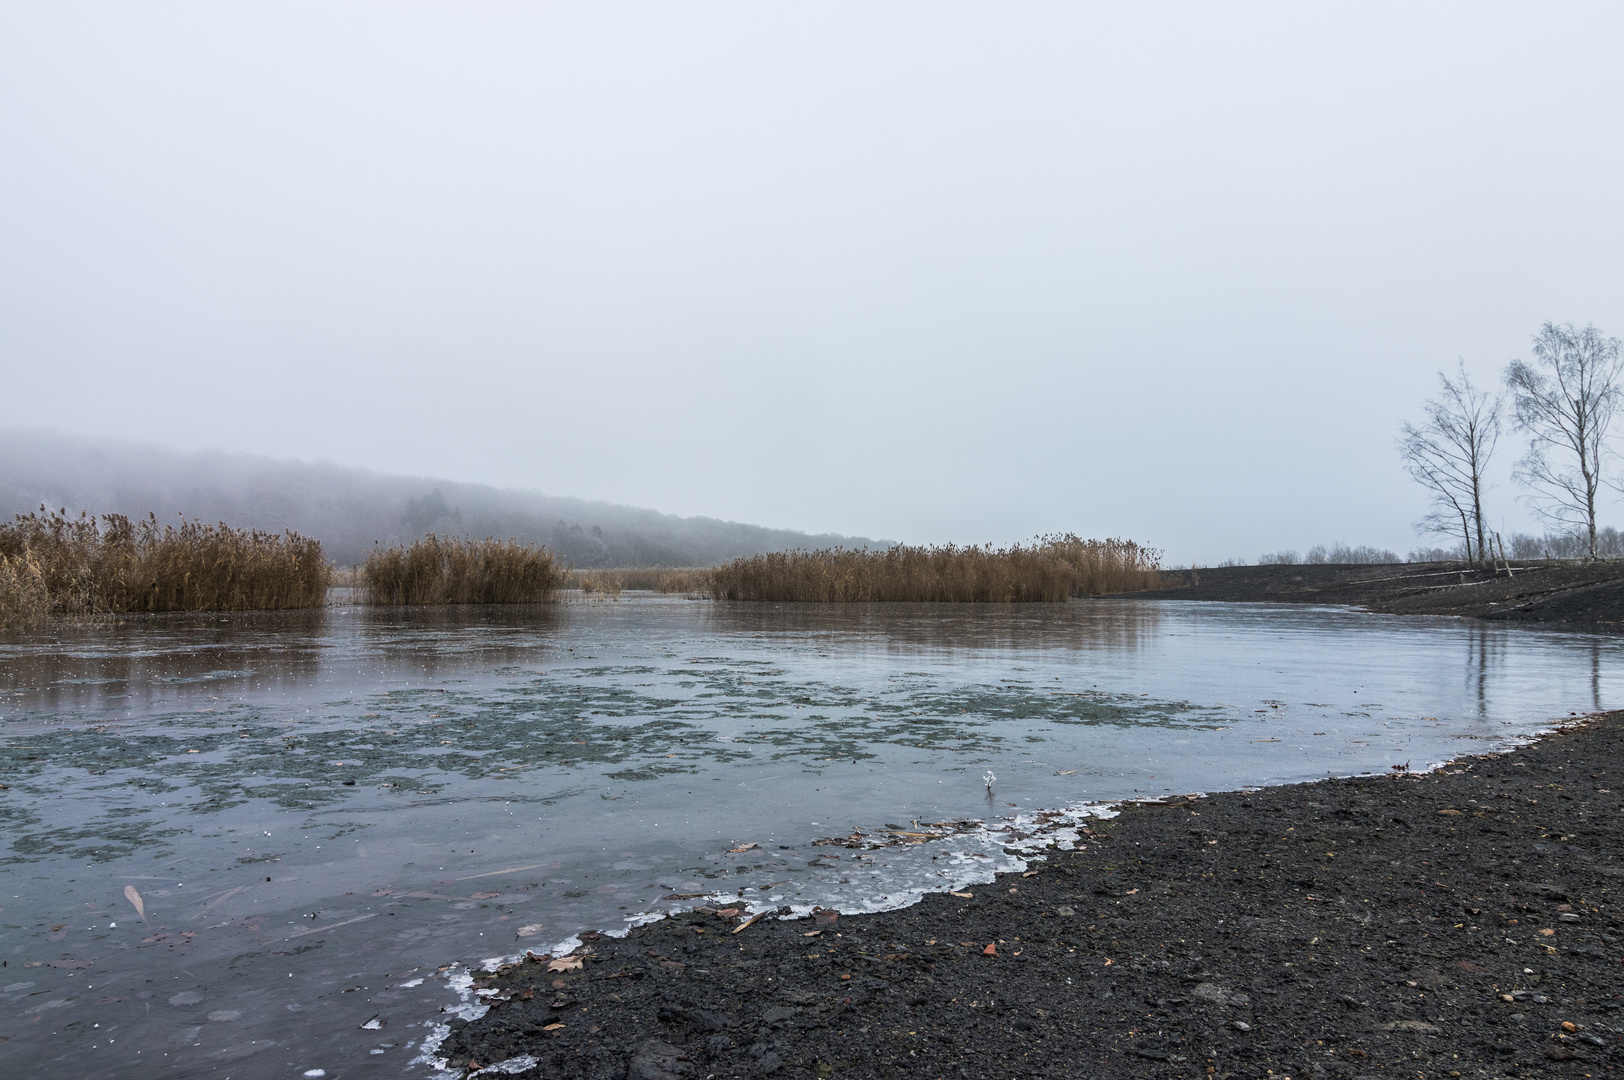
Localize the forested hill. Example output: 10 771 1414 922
0 429 888 567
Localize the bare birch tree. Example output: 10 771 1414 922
1398 361 1500 564
1504 322 1624 560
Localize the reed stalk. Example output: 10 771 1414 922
0 550 50 627
361 535 564 605
0 508 329 616
709 535 1162 603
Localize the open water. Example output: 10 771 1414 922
0 596 1618 1078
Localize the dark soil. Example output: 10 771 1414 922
442 712 1624 1080
1138 563 1624 632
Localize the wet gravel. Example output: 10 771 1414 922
443 710 1624 1079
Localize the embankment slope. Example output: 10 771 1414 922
1141 563 1624 632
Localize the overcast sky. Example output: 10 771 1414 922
3 3 1622 563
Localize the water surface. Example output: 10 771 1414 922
0 597 1617 1077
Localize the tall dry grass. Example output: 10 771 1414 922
0 550 50 627
1035 534 1164 595
0 508 329 618
709 535 1163 603
361 535 564 605
569 567 712 596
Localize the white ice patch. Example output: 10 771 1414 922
410 1019 453 1073
611 910 668 936
413 973 485 1075
471 1055 539 1075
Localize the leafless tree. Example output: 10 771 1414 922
1399 361 1501 564
1504 322 1624 559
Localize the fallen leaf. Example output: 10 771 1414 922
469 892 503 900
949 892 973 899
543 1022 565 1031
547 956 584 973
728 843 758 853
124 885 147 922
982 943 997 956
716 908 741 918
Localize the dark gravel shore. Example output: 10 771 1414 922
442 712 1624 1080
1140 563 1624 632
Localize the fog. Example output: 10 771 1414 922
0 429 883 567
2 4 1622 563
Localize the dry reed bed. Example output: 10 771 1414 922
0 508 328 626
568 567 712 596
361 535 564 605
709 535 1162 603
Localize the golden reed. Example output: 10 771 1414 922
361 535 564 605
708 535 1162 603
0 508 328 625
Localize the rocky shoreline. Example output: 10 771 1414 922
438 712 1624 1079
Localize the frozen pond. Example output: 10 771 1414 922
0 596 1618 1077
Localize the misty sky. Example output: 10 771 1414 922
3 4 1623 563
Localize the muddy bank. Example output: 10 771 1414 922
1138 563 1624 632
439 713 1624 1079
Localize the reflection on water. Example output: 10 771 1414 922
0 598 1618 1078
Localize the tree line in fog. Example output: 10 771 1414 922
0 429 887 568
1216 321 1624 568
1399 321 1623 563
